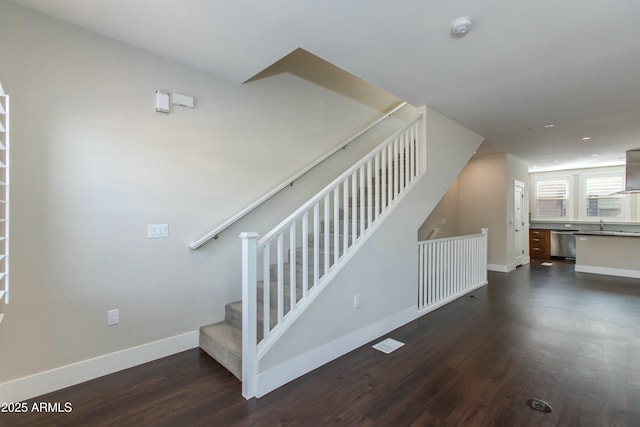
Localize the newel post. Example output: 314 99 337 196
481 228 489 282
240 232 259 399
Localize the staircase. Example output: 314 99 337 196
200 210 353 379
199 115 424 396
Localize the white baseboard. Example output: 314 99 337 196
575 265 640 280
255 306 418 398
0 330 199 403
487 263 516 273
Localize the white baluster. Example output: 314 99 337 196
263 245 270 340
482 229 489 282
302 212 309 297
313 203 319 287
374 152 380 221
277 233 284 321
393 138 399 199
324 194 330 275
351 171 357 242
381 147 387 212
418 243 424 309
343 179 349 255
400 132 405 191
359 166 365 236
289 223 296 310
333 188 339 263
367 159 373 228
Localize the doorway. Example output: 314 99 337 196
514 180 526 266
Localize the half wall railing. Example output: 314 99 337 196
417 229 488 312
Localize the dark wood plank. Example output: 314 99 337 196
2 260 639 426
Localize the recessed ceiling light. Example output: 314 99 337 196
581 136 591 141
544 124 555 128
591 154 599 157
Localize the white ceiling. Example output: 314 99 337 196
9 0 640 171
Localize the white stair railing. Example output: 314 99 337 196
418 229 488 312
240 114 425 398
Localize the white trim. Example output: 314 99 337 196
487 263 516 273
0 330 198 403
575 265 640 280
255 306 418 397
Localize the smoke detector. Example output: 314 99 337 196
451 16 474 36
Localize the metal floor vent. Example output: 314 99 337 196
526 398 552 413
372 338 405 354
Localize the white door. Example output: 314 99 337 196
514 180 526 266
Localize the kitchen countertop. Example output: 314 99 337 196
574 230 640 237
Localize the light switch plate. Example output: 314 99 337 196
147 224 169 238
155 90 170 113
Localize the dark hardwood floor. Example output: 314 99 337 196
3 260 640 426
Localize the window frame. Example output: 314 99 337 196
578 170 629 222
531 174 572 221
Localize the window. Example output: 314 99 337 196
531 166 638 223
583 174 624 219
533 176 570 219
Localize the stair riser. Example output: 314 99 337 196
225 303 278 340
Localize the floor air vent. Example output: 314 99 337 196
372 338 404 354
526 398 552 413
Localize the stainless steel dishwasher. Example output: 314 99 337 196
550 231 576 259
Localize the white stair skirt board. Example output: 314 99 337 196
372 338 404 354
0 330 198 403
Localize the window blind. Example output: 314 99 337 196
585 175 623 197
537 180 568 199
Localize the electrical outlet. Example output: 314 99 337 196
108 309 119 326
354 294 360 308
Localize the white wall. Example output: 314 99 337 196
0 0 410 389
417 178 460 240
455 153 529 271
256 107 484 395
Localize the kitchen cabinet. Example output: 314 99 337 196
529 229 550 259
